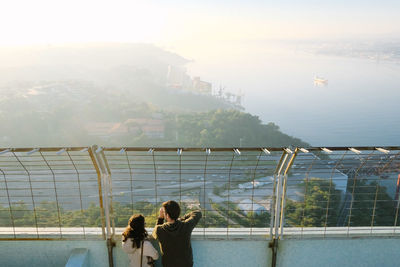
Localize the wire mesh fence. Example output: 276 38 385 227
1 146 399 240
0 148 104 240
282 147 400 238
103 148 282 239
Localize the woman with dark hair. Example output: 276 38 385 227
122 214 159 267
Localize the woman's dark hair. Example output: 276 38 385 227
122 214 148 248
162 200 181 220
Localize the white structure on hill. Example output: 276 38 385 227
237 199 267 215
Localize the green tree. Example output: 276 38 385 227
168 109 309 147
347 179 396 226
285 178 341 227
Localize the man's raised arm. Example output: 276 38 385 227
180 210 202 228
152 207 166 240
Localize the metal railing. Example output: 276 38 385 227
0 147 105 240
282 147 400 238
1 146 399 240
102 147 282 239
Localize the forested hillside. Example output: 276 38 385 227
0 43 308 148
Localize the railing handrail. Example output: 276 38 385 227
1 145 400 241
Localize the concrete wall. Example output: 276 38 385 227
0 240 108 267
278 237 400 267
0 239 269 267
114 239 270 267
1 237 400 267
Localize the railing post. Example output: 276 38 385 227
270 152 285 238
88 146 106 239
270 148 297 267
270 150 289 267
100 149 116 239
91 145 115 267
280 148 298 239
273 172 284 239
272 150 290 239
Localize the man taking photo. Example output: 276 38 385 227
152 200 202 267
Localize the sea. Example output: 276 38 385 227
186 41 400 147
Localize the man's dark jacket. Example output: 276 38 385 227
152 210 202 267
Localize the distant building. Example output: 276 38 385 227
237 199 267 215
166 65 213 95
166 65 191 89
238 176 273 190
192 77 212 95
235 90 244 106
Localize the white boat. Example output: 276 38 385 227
314 76 328 84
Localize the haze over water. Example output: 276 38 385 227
1 0 400 147
187 42 400 146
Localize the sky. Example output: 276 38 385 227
1 0 399 50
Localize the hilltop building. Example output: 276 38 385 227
166 65 192 90
192 76 212 95
166 65 212 95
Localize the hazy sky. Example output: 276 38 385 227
1 0 399 49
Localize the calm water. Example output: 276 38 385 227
187 42 400 146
